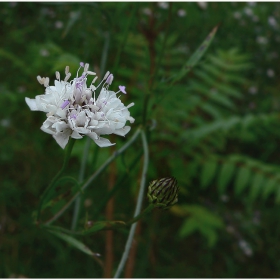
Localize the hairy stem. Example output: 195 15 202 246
71 137 91 230
114 129 149 278
37 138 75 223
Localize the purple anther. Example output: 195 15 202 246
119 85 126 94
60 100 70 109
70 112 77 119
80 62 85 67
106 74 114 85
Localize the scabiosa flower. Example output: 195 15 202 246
25 63 135 149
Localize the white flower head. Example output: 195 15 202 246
25 62 135 149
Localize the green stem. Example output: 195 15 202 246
126 204 155 226
37 138 75 223
44 128 142 226
114 129 149 278
71 137 91 230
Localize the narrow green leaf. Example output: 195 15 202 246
263 179 277 200
62 10 82 38
217 162 236 194
249 173 265 202
48 230 97 256
184 205 224 229
43 176 80 210
275 184 280 203
234 167 251 195
179 217 199 238
171 25 218 84
200 159 218 189
83 221 126 235
198 225 218 247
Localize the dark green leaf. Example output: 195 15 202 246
217 161 236 194
200 159 218 189
234 167 251 195
48 230 97 257
170 25 218 84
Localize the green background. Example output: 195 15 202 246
1 2 280 278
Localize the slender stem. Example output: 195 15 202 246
114 129 149 278
44 128 141 226
126 204 155 226
71 137 91 230
37 138 75 223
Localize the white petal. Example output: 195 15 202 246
76 111 86 126
94 137 115 147
88 132 98 140
71 130 83 139
25 97 39 111
52 121 69 132
94 126 114 135
89 119 98 126
56 108 67 118
114 126 131 136
40 125 55 135
74 127 89 134
53 130 72 149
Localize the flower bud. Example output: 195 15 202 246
147 177 179 209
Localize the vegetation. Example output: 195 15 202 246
1 2 280 278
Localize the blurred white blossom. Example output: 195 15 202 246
268 16 278 28
238 240 253 256
244 7 253 16
0 119 11 128
25 63 135 149
267 68 275 78
40 49 49 57
158 2 169 9
256 36 268 44
248 86 258 94
233 12 241 19
55 21 63 29
197 2 208 10
142 7 152 16
177 9 186 17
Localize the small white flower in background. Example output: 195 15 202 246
233 12 241 19
267 68 275 78
25 62 135 149
177 9 186 17
197 2 208 10
268 16 278 28
55 20 63 29
244 7 253 17
238 239 253 257
158 2 169 9
256 36 268 45
142 7 152 16
40 49 49 57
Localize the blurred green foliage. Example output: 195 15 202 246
2 2 280 278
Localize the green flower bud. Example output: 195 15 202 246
147 177 179 209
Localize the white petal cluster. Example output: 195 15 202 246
25 63 135 149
